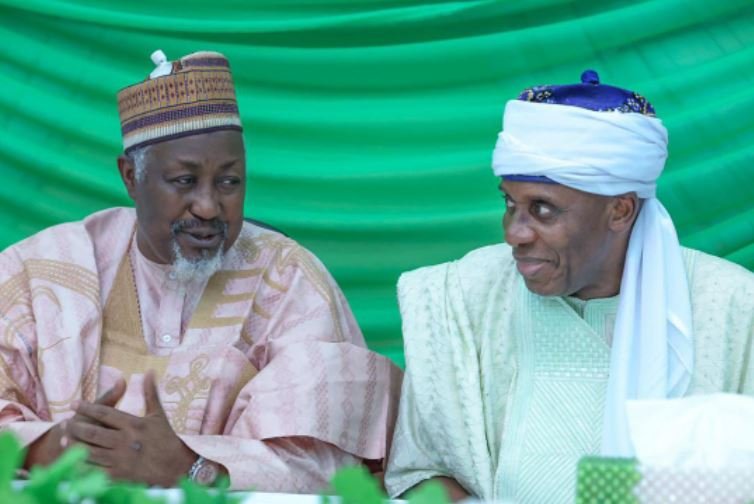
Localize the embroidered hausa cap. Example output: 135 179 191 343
117 50 242 153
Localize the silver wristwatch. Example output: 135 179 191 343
188 456 220 485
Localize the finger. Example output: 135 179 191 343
70 413 101 427
95 378 127 407
107 466 131 483
68 420 119 449
142 370 164 416
71 401 118 427
86 446 114 468
58 420 70 450
75 402 134 430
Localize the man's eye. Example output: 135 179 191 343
173 176 195 186
532 202 555 218
219 177 240 186
502 195 515 209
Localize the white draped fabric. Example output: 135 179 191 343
492 100 693 456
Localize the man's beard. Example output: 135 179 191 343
168 219 228 284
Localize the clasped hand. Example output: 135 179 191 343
34 372 197 487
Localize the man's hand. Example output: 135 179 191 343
434 476 471 502
24 377 127 469
67 371 196 487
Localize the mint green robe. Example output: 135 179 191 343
385 244 754 503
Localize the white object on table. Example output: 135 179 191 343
627 393 754 470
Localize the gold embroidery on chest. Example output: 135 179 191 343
101 252 169 382
240 324 254 346
163 354 212 434
189 269 262 329
251 302 271 319
235 236 261 263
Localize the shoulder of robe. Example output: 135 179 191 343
82 207 137 237
2 207 132 262
234 221 301 263
397 243 516 345
232 221 334 283
682 247 754 313
455 242 518 297
398 242 515 298
399 242 514 290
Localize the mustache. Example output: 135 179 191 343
170 219 228 237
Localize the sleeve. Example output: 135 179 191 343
734 272 754 395
688 251 754 395
0 254 56 448
183 241 402 492
384 265 493 499
178 435 359 492
383 368 448 496
0 337 56 447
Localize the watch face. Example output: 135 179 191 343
195 461 219 485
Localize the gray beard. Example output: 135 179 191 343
169 239 225 285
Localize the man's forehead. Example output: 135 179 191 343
500 178 600 203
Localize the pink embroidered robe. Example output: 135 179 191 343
0 207 402 491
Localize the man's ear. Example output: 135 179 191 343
608 193 639 232
117 154 138 200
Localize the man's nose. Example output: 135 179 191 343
503 211 537 247
189 184 221 221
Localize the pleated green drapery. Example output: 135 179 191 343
1 0 753 365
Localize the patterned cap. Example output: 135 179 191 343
117 50 242 153
504 70 656 184
517 69 656 116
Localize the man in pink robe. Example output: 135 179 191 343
0 50 402 491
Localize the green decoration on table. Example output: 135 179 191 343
24 445 103 502
329 465 450 504
3 431 452 503
98 483 164 504
0 430 235 504
0 432 24 488
576 457 641 504
330 465 388 504
0 432 30 503
62 468 110 501
179 476 241 504
404 479 450 504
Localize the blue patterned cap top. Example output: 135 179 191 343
517 69 656 116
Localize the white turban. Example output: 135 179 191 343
492 100 693 457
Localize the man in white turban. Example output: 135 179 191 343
385 70 754 503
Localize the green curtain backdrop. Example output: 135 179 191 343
1 0 753 366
